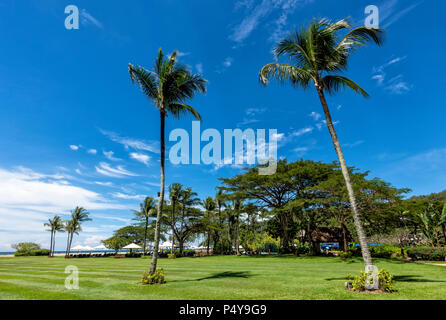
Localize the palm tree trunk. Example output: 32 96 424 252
67 232 74 257
236 215 240 255
206 231 210 255
49 231 54 257
53 232 57 257
316 85 373 267
171 202 176 255
143 218 148 256
150 111 165 274
65 232 70 257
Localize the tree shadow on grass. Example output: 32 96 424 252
325 274 446 283
393 275 446 283
169 271 252 283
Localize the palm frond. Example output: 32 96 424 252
336 26 384 53
168 103 202 121
322 75 369 97
259 63 313 88
128 63 159 105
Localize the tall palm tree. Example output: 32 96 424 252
133 197 157 255
65 207 91 257
44 215 64 257
129 49 207 274
168 183 183 255
232 199 244 255
215 189 226 254
259 18 383 267
202 197 216 255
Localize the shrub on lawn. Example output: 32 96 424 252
339 251 353 260
348 268 395 293
406 247 446 261
350 244 401 259
12 242 49 256
141 269 166 285
14 249 50 256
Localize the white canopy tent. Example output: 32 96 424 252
159 242 173 249
94 244 107 250
123 243 142 249
71 245 85 251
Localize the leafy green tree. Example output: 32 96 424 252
103 225 162 255
11 242 41 255
133 197 157 255
418 204 446 247
129 49 206 275
259 18 383 266
102 236 127 255
44 215 65 257
221 159 334 252
316 167 409 251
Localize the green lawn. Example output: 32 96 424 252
0 255 445 300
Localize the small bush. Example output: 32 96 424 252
406 247 446 261
349 268 395 293
141 269 166 285
14 249 50 256
350 244 401 259
295 245 309 255
168 253 176 259
339 251 353 260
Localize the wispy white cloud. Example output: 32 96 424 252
385 75 412 95
290 127 314 137
95 162 138 178
95 181 113 187
381 1 421 28
80 9 103 29
372 56 407 87
100 129 159 154
223 57 233 68
343 140 365 148
110 192 145 200
87 149 97 155
103 150 121 161
309 111 321 121
237 107 267 126
195 63 203 74
230 0 311 44
130 152 150 166
69 145 79 151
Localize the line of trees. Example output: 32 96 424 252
44 206 91 257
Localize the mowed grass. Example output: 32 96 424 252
0 255 445 300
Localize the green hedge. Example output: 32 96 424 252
14 249 50 256
350 245 401 259
406 247 446 261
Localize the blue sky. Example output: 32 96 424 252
0 0 442 251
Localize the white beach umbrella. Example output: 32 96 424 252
123 243 142 249
159 242 172 249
